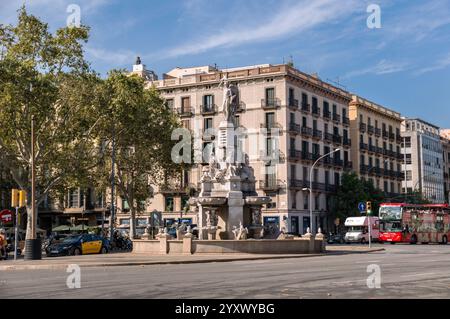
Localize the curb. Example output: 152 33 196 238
0 253 325 270
0 249 384 271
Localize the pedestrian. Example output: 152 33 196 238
0 229 7 260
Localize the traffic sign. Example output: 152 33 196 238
0 209 13 224
358 202 367 212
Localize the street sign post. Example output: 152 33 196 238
358 202 366 213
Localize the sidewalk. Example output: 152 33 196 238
0 246 384 271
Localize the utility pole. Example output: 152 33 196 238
110 123 116 243
25 115 41 260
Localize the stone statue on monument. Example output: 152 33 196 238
219 76 239 123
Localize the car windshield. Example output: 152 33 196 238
348 226 363 232
380 221 402 232
62 235 82 244
379 206 402 220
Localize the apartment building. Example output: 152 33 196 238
401 119 445 203
134 62 354 234
349 96 404 197
441 130 450 203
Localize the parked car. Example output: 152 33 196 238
46 234 110 257
327 233 345 244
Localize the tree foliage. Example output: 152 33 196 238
0 7 101 239
93 71 181 238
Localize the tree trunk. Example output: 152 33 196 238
25 206 33 240
130 207 136 239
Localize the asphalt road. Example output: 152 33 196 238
1 244 450 299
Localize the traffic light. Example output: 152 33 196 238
19 190 27 208
11 189 19 207
366 201 372 214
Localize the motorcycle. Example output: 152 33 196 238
113 232 133 252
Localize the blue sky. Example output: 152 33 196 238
1 0 450 128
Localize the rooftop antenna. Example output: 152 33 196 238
287 55 294 67
326 76 348 90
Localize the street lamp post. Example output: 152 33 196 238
303 148 340 235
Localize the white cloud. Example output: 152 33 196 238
344 59 410 78
166 0 360 58
415 54 450 75
85 47 137 66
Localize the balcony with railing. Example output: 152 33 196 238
300 151 314 161
324 132 333 142
301 102 311 113
313 129 323 139
360 164 368 174
368 125 375 135
201 104 218 115
261 122 283 131
375 128 381 137
360 123 367 132
288 98 299 110
333 159 344 168
360 143 369 151
289 149 302 161
290 180 329 192
312 106 321 116
301 126 313 137
343 116 350 125
261 98 281 109
289 123 301 134
333 134 342 144
396 134 403 144
368 144 376 153
343 138 352 147
344 161 353 170
382 130 388 139
322 156 333 166
177 107 194 117
259 179 283 191
325 184 338 193
323 110 331 120
333 113 340 123
389 132 395 141
289 179 308 189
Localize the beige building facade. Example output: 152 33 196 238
132 63 356 234
349 96 404 196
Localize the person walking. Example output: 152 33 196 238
0 229 7 260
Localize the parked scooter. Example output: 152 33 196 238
112 231 133 252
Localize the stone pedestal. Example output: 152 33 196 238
183 233 193 255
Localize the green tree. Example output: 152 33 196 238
94 71 181 239
0 8 101 240
333 172 386 224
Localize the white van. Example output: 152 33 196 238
344 217 379 244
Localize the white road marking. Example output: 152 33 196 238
355 260 381 264
400 272 437 278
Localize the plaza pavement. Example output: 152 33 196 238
0 245 383 271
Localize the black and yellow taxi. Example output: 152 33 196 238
46 234 110 257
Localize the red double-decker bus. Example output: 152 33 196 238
379 203 450 244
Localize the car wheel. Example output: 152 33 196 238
361 238 366 244
410 235 417 245
72 247 82 256
101 246 108 254
441 235 448 245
